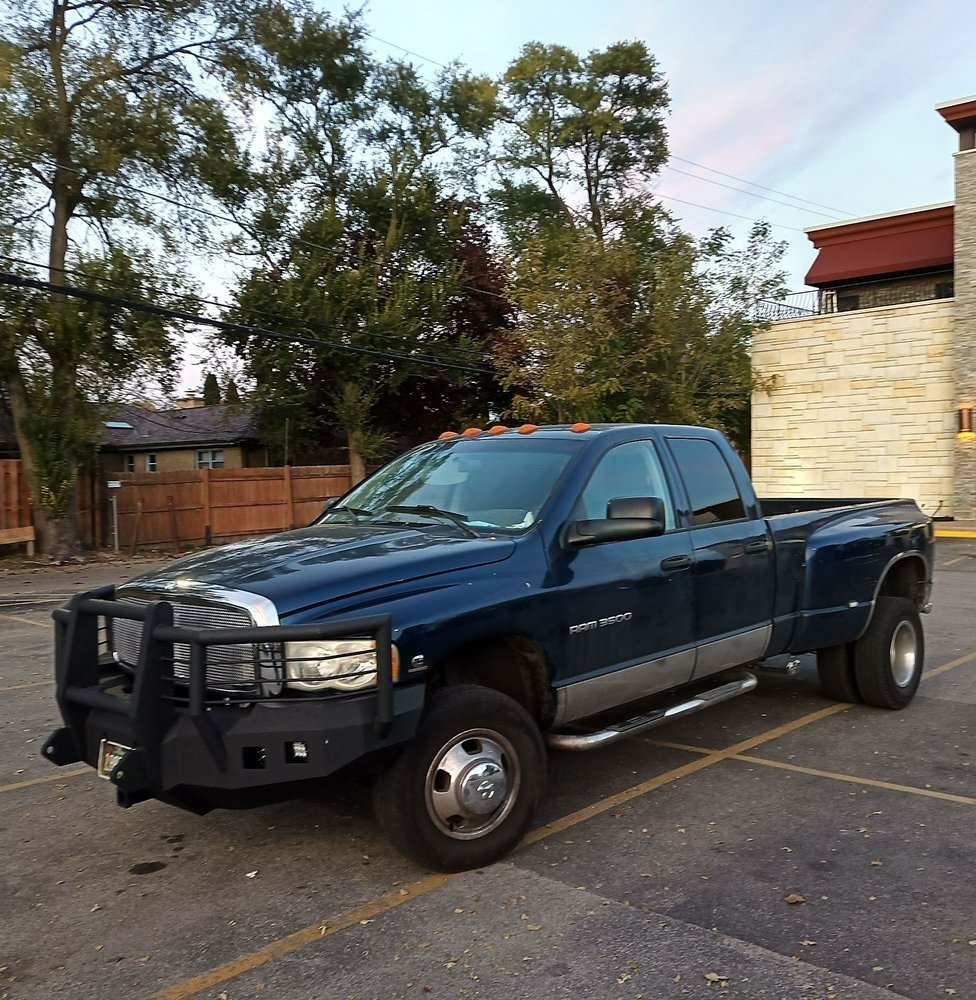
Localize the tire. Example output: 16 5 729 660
853 596 924 710
373 685 546 872
817 643 861 703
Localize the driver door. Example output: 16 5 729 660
551 439 697 722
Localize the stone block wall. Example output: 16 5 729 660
953 147 976 519
751 299 956 516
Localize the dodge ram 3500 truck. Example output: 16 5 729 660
43 424 933 871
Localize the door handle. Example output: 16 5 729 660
660 555 692 572
744 538 770 554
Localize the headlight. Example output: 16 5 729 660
284 639 399 692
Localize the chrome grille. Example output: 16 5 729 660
112 594 260 692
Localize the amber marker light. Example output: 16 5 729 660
461 427 482 437
517 424 539 434
570 422 592 433
487 425 509 435
438 431 458 440
959 404 975 441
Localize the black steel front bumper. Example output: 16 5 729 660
42 587 425 812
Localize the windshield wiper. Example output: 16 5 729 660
327 503 375 521
383 504 479 538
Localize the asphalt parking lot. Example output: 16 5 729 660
1 541 975 1000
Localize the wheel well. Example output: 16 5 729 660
433 636 554 728
878 556 927 608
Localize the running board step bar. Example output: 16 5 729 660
546 671 759 751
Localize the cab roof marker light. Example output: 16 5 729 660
570 422 592 433
517 424 539 434
461 427 482 437
438 431 458 440
487 425 509 435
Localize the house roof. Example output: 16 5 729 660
102 403 260 452
804 204 954 287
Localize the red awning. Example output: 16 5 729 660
805 205 953 287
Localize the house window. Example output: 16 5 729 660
935 280 954 299
836 294 860 312
197 449 224 469
124 454 135 472
146 453 157 472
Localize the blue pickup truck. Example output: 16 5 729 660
44 423 933 871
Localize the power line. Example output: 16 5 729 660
668 155 853 217
661 164 841 220
17 156 514 305
651 191 808 234
363 31 450 69
0 252 493 367
0 270 500 377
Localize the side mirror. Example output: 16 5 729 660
567 496 666 547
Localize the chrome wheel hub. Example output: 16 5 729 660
425 729 520 840
890 620 917 687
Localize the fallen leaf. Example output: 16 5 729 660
526 924 541 931
799 940 817 946
870 860 883 867
245 871 258 879
704 971 730 986
784 893 806 905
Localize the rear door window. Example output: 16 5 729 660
667 438 746 525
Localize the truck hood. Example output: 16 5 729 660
123 524 516 617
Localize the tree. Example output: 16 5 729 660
224 378 242 405
202 372 221 406
225 53 500 482
496 41 669 245
0 0 339 556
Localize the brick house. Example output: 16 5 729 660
751 94 976 520
101 402 265 473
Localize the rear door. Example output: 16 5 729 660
665 436 775 678
551 438 697 721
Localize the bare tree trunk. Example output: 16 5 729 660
340 381 367 485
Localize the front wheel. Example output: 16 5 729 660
373 685 546 872
853 596 924 709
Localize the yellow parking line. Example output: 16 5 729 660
731 754 976 806
0 680 53 693
944 556 969 567
0 612 48 629
152 701 851 1000
0 768 89 794
921 649 976 681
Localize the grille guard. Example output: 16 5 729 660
46 585 396 782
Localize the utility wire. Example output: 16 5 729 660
651 192 808 234
668 155 853 217
661 164 841 219
0 252 493 367
17 156 514 304
0 271 500 377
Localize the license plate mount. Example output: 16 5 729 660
97 738 132 780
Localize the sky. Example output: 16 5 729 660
356 0 976 291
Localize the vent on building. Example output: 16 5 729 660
935 280 954 299
837 295 860 312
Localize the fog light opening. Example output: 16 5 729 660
286 740 309 763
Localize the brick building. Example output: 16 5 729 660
751 94 976 520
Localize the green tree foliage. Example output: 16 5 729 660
224 378 242 405
224 47 503 482
496 41 669 244
0 0 292 555
202 372 222 406
492 41 786 450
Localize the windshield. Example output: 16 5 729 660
319 437 581 534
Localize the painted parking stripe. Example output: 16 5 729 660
0 612 49 629
0 768 89 794
0 679 53 693
151 702 854 1000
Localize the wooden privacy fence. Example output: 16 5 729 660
107 465 351 551
0 460 35 552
